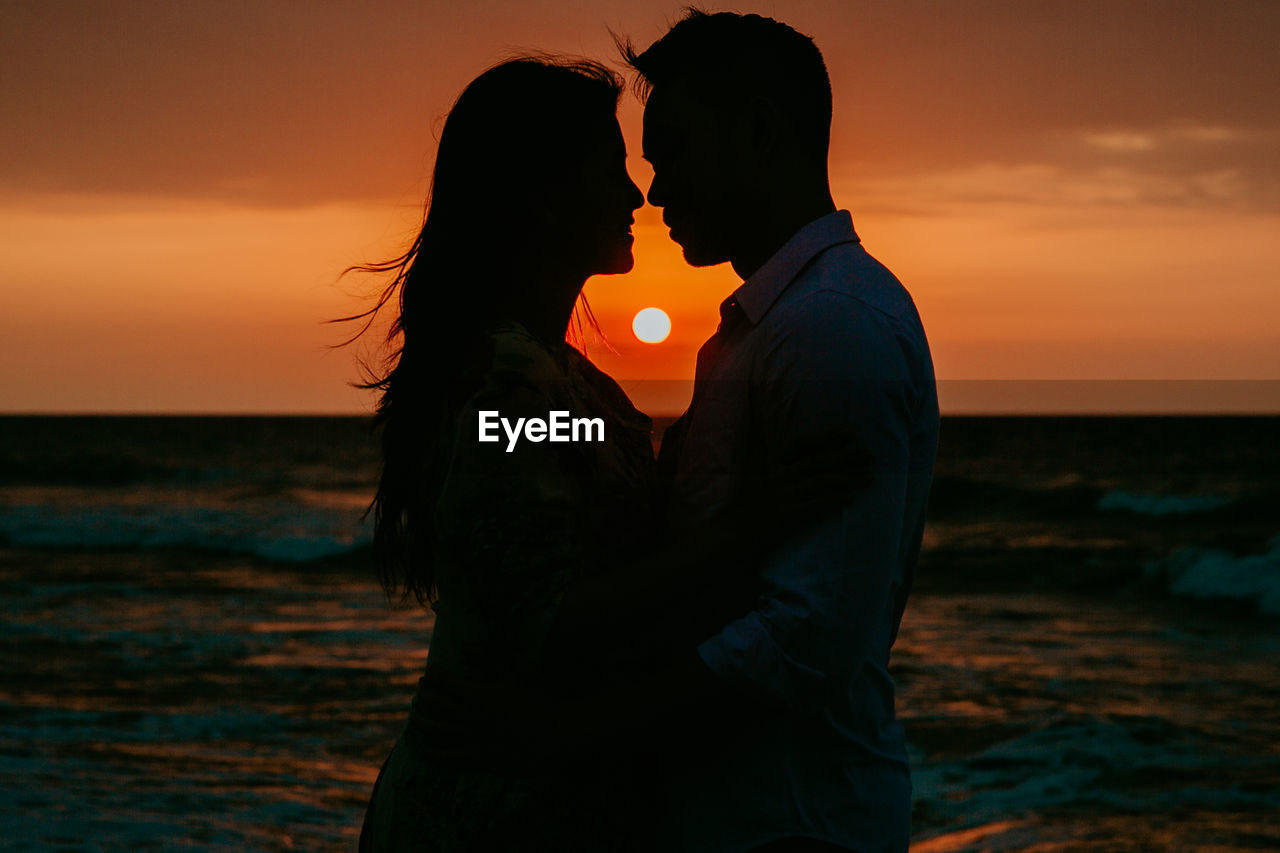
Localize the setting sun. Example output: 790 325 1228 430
632 307 672 344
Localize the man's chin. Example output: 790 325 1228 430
678 242 729 268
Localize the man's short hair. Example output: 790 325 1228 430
621 9 832 160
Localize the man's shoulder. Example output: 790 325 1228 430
769 241 923 337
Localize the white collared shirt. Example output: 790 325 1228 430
660 210 938 853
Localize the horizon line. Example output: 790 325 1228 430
3 381 1278 418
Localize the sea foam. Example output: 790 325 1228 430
0 501 370 562
1147 536 1280 615
1097 490 1233 516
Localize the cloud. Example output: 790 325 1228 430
1082 132 1157 153
1173 125 1246 144
1080 124 1256 154
842 117 1279 218
4 2 1278 208
842 161 1268 221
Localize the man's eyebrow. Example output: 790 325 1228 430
641 139 674 163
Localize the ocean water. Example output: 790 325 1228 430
1 415 1277 851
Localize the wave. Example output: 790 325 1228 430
932 479 1254 521
0 503 370 563
1146 536 1280 615
910 710 1280 844
926 476 1103 518
1 459 373 491
1097 490 1234 516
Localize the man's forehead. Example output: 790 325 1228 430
642 81 704 144
644 81 698 121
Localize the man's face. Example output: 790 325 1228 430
642 82 748 268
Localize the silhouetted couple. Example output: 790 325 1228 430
354 11 937 853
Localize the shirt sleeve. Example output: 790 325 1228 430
432 332 588 672
696 291 925 710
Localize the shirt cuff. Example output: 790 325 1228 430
696 610 828 708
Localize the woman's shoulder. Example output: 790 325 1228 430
563 346 651 431
465 322 650 434
462 322 570 406
482 321 564 374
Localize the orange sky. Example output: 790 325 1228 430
2 1 1277 414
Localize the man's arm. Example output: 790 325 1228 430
698 291 922 712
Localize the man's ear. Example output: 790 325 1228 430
743 95 783 161
528 199 558 227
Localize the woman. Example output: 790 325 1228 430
350 56 860 852
349 57 662 852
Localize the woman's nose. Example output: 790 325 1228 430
645 173 663 209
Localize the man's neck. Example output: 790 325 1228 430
729 194 837 281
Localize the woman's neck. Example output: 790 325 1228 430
501 271 585 347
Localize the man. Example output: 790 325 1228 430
624 11 939 853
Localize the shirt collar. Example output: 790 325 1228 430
727 210 861 327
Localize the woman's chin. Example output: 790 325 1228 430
595 252 635 276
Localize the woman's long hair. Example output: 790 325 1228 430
340 58 623 604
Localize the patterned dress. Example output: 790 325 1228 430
360 322 656 852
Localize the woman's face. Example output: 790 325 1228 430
549 116 645 278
